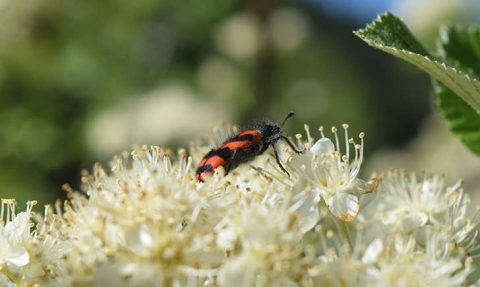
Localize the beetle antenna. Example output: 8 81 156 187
280 111 295 128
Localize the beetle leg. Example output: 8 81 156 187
281 135 304 154
271 144 290 177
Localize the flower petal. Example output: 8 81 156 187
5 212 31 246
310 138 334 156
24 262 45 279
352 178 380 195
5 245 29 267
298 208 320 233
402 212 428 233
362 238 384 264
328 192 359 222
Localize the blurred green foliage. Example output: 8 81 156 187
1 0 462 207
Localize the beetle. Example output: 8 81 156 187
196 112 303 182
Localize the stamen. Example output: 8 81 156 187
0 199 5 222
296 133 305 149
304 124 313 145
331 127 342 162
319 126 325 138
342 124 349 159
163 153 172 173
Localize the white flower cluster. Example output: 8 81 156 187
0 123 479 287
0 199 70 286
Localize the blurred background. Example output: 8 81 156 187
1 0 480 207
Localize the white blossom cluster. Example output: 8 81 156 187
0 123 479 286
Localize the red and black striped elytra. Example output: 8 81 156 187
196 112 303 182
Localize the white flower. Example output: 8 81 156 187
0 201 30 269
307 224 366 287
53 143 317 286
0 232 28 276
289 124 378 221
0 199 71 286
309 224 473 287
1 120 479 286
217 199 305 286
368 170 479 255
51 147 224 286
362 231 473 287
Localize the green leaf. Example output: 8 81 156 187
439 25 480 75
436 26 480 155
354 11 431 57
354 12 480 113
355 12 480 156
435 81 480 155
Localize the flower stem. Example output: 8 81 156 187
335 219 353 251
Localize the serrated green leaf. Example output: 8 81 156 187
435 26 480 155
435 80 480 155
355 12 480 155
439 25 480 80
354 11 431 57
354 12 480 113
